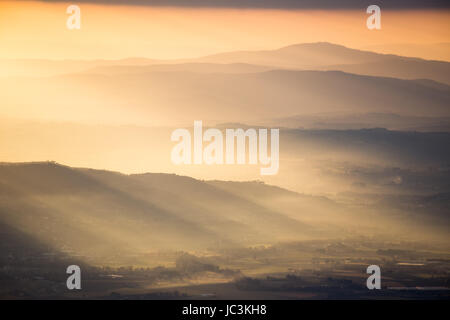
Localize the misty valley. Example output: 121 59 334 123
170 121 279 175
0 41 449 300
0 161 448 299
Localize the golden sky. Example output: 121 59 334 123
0 1 449 60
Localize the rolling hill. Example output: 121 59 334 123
1 69 448 125
0 162 333 262
0 161 448 269
2 43 450 84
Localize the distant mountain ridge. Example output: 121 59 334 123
192 42 450 84
2 68 447 125
2 42 450 84
197 42 385 67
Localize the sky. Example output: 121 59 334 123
0 1 449 60
7 0 450 9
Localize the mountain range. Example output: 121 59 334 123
2 42 449 85
1 162 447 266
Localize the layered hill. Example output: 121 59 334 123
1 69 448 125
2 43 449 85
0 162 337 262
0 161 448 268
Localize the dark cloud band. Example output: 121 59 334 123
14 0 450 9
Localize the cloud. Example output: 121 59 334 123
11 0 450 9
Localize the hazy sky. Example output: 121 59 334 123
0 1 449 60
7 0 450 9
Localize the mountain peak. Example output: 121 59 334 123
276 42 376 57
278 42 346 50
